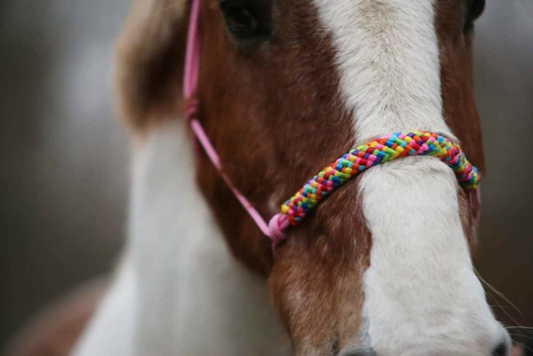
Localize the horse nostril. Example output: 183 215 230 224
340 350 376 356
492 342 508 356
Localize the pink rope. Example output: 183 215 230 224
183 0 200 98
183 0 287 247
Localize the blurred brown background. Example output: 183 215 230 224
1 0 532 352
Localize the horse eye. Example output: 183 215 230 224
220 0 267 41
466 0 486 24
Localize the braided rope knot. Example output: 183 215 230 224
184 98 199 121
268 213 289 249
280 131 480 227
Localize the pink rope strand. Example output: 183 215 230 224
183 0 287 246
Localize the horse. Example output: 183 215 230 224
70 0 515 355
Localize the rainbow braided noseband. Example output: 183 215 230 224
280 131 480 227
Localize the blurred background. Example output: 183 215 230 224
1 0 532 353
0 0 129 351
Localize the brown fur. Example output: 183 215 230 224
191 2 372 350
113 0 487 353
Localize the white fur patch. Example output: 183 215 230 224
313 0 506 354
359 158 502 355
74 121 291 356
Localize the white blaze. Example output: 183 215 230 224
313 0 503 355
314 0 452 141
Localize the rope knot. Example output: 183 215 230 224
184 98 199 121
268 213 289 251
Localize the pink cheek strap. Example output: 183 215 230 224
185 100 290 249
183 0 289 250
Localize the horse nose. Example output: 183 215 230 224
339 349 376 356
492 326 513 356
492 341 510 356
339 340 510 356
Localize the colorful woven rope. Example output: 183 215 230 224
281 131 480 227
